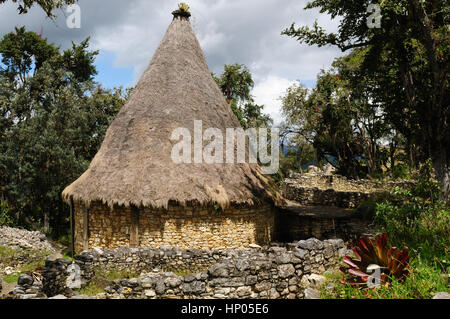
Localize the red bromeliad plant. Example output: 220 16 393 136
340 233 410 288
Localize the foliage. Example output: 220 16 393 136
77 276 110 296
2 274 20 284
93 267 139 281
322 256 449 299
282 0 449 194
340 233 410 288
0 200 13 226
280 50 391 178
374 160 450 258
178 2 189 12
0 28 129 236
0 246 52 274
0 0 76 17
213 63 272 129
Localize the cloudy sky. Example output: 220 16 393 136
0 0 344 124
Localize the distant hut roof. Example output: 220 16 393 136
62 8 284 209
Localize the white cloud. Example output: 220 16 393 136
0 0 345 123
253 76 297 126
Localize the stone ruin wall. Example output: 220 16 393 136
283 173 414 208
74 202 275 252
32 238 349 299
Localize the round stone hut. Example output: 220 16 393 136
62 7 283 252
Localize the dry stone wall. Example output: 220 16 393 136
30 238 348 299
284 173 413 208
74 202 275 252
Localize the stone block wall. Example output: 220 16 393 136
284 174 414 208
40 239 348 299
283 184 370 208
276 209 370 242
74 202 275 252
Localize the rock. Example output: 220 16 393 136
245 275 258 286
92 247 103 255
269 288 280 299
298 238 324 251
277 264 295 278
155 280 166 295
49 294 67 299
323 163 335 175
164 276 182 288
70 294 90 299
19 294 38 299
0 227 57 253
145 289 156 298
433 292 450 299
307 165 320 174
300 275 310 288
236 286 252 297
4 267 16 276
183 281 205 294
304 288 321 299
208 263 228 277
308 274 327 288
140 277 154 288
275 253 292 264
254 282 272 293
325 239 345 249
249 244 261 249
293 248 308 259
235 259 250 272
17 274 33 286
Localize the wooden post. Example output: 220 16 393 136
83 205 90 251
130 206 139 248
70 197 75 257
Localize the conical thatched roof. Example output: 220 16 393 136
62 9 283 209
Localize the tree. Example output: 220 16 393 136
0 0 76 17
281 50 391 178
213 63 272 129
0 28 128 235
283 0 449 194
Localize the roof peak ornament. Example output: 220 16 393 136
172 3 191 19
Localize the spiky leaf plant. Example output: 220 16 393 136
340 233 410 288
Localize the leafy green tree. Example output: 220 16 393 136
0 27 98 85
0 29 128 235
0 0 76 17
281 50 392 178
214 63 272 129
283 0 449 194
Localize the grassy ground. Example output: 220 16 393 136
0 245 55 296
320 247 449 299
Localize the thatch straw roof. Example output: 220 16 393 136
62 10 284 209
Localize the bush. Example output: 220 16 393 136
0 201 14 226
374 160 449 259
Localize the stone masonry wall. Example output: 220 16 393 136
38 238 348 299
284 173 414 208
74 202 275 252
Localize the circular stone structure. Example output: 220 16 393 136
63 8 283 252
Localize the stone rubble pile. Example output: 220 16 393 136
0 226 56 252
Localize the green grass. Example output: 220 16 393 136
0 246 20 260
171 270 194 277
75 268 140 297
1 245 52 285
92 267 139 281
77 277 110 296
2 274 20 284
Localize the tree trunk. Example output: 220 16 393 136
432 150 449 199
43 211 49 234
